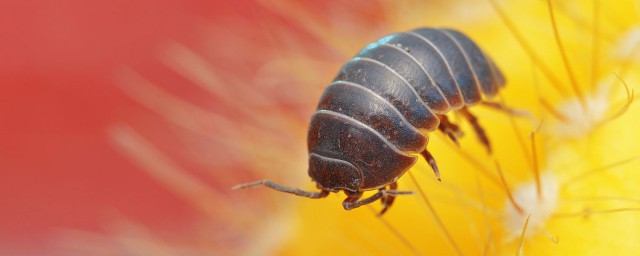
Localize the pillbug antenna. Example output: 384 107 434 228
232 180 329 199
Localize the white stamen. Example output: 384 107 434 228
503 173 559 240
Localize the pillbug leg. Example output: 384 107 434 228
459 107 492 154
379 181 398 215
437 114 463 146
421 149 441 181
232 180 329 198
481 101 512 112
342 189 412 211
481 101 533 119
342 191 384 210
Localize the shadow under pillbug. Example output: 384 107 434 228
234 27 509 215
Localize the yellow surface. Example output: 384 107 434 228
278 0 640 255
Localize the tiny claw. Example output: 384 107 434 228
432 164 442 181
378 204 392 216
421 150 442 181
447 131 460 147
483 140 493 155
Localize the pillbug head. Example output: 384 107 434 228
308 153 361 193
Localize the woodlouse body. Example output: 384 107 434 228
235 27 506 214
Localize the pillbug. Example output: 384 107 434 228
234 27 506 214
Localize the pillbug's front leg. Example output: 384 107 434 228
342 187 413 211
342 191 385 211
379 181 398 215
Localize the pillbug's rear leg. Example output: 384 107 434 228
421 149 441 181
232 180 330 198
481 101 517 114
379 181 398 215
459 108 492 154
437 115 463 146
482 101 536 121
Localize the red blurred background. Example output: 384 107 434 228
0 0 242 252
0 0 452 254
0 0 389 253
